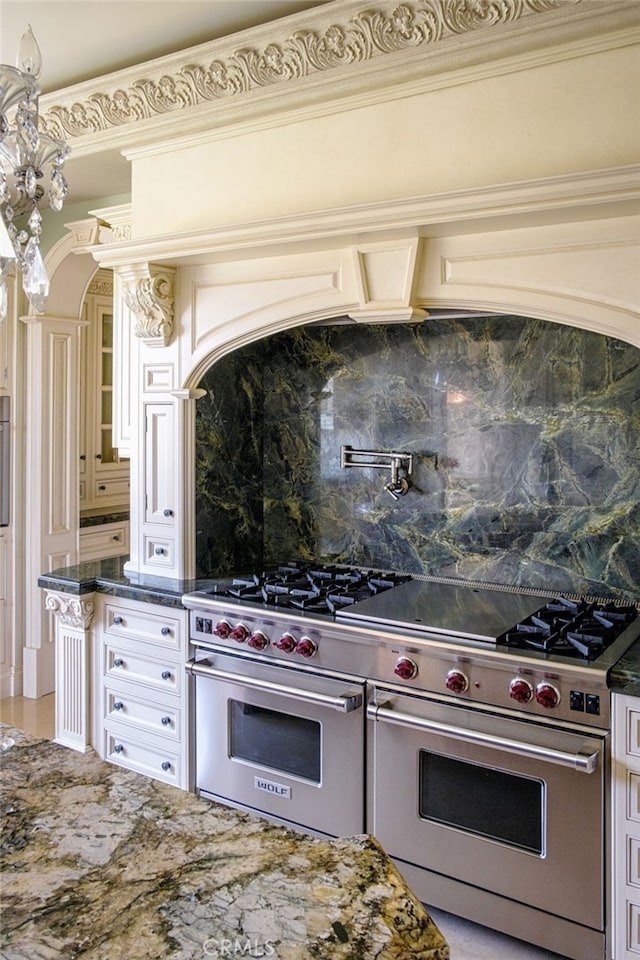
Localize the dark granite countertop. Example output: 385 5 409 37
0 725 449 959
79 511 130 528
38 557 212 608
609 638 640 697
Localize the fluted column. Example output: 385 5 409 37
45 591 95 752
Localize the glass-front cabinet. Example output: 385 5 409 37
79 270 129 515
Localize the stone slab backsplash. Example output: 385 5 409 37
195 315 640 599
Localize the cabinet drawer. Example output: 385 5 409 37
93 477 130 501
104 729 180 786
103 601 181 650
144 535 174 567
79 522 129 561
104 644 180 694
104 684 180 741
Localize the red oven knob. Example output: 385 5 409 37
535 681 561 709
445 669 469 694
229 622 250 643
295 636 317 659
214 619 232 638
274 632 297 653
247 630 269 651
394 656 418 681
509 677 533 704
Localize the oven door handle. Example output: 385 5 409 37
367 702 599 773
188 659 363 713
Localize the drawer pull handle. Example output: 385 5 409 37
113 701 124 711
161 761 172 772
163 508 173 517
98 485 106 491
114 657 125 668
112 535 120 541
161 670 172 681
161 626 172 637
114 743 124 754
154 547 165 556
113 615 124 625
161 716 171 726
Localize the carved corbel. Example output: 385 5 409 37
122 263 176 347
45 593 95 631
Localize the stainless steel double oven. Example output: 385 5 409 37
184 569 640 960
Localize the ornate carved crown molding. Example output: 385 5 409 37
41 0 588 146
120 263 176 347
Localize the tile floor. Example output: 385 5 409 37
0 694 571 959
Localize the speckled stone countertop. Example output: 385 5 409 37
0 725 449 960
609 639 640 697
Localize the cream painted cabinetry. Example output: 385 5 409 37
80 272 129 514
78 520 129 562
96 595 188 788
613 692 640 959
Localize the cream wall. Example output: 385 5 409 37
130 42 640 238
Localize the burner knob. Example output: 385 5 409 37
445 669 469 694
535 681 561 709
229 622 250 643
248 630 269 651
295 636 317 659
214 619 232 638
509 677 534 704
394 657 418 681
275 632 297 654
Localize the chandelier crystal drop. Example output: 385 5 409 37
0 25 70 317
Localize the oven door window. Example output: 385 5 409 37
229 699 321 783
419 751 544 855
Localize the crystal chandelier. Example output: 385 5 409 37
0 25 70 318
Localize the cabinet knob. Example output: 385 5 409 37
79 454 86 461
112 535 120 541
154 547 165 556
161 670 172 681
113 657 125 667
98 485 106 491
163 508 173 517
161 626 171 636
114 743 124 754
95 454 102 460
113 615 124 625
161 761 172 772
161 716 171 726
113 701 124 711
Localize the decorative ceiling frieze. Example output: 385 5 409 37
41 0 578 143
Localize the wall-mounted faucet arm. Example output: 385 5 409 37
340 446 413 500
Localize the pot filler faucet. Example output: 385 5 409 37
340 445 414 500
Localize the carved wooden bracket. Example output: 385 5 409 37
45 593 95 631
122 263 176 347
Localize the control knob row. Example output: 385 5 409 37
213 620 317 658
442 668 560 709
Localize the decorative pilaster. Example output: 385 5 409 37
121 263 176 347
45 591 96 752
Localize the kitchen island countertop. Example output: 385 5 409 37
0 724 449 959
609 637 640 697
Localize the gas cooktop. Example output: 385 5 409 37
189 562 411 615
184 563 638 666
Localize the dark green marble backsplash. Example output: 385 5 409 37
195 316 640 599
